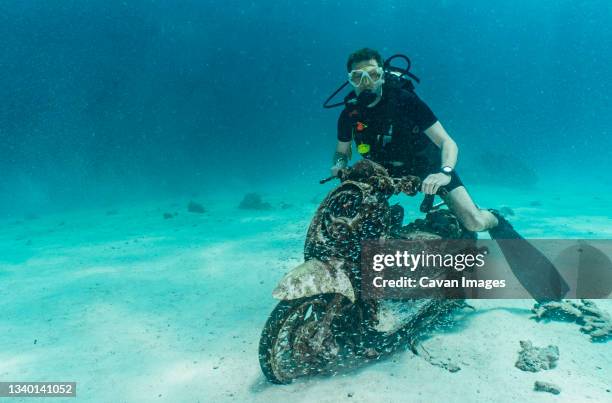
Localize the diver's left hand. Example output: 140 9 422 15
421 173 451 195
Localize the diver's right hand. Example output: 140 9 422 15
329 166 350 181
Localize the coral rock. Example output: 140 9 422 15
515 340 559 372
187 201 206 213
534 381 561 395
532 299 612 341
238 193 272 210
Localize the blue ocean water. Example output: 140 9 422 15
2 0 611 215
1 2 611 402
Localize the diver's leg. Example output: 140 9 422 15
444 187 569 301
441 183 569 301
441 186 498 232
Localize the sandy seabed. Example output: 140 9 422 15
1 183 611 402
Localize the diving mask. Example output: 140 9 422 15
348 66 384 88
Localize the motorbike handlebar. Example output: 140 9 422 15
319 169 447 213
319 176 337 184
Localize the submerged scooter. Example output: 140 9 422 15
258 160 480 384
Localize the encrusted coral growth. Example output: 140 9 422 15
532 299 612 341
238 193 272 210
534 381 561 395
515 340 559 372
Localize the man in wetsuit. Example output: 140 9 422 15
331 48 500 233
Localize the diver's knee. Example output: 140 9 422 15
462 220 486 232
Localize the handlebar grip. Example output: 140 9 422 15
319 175 336 184
420 194 435 213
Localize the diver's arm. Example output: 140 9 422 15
331 141 352 176
421 121 459 194
424 121 458 169
336 140 352 161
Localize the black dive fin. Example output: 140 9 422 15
488 210 570 303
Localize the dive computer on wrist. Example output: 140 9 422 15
440 166 453 176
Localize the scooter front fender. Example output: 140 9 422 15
272 259 356 303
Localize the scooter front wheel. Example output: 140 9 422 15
258 293 357 384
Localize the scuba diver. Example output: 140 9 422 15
324 47 569 302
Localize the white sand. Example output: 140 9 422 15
0 183 611 402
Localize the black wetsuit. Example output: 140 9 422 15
337 88 463 191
